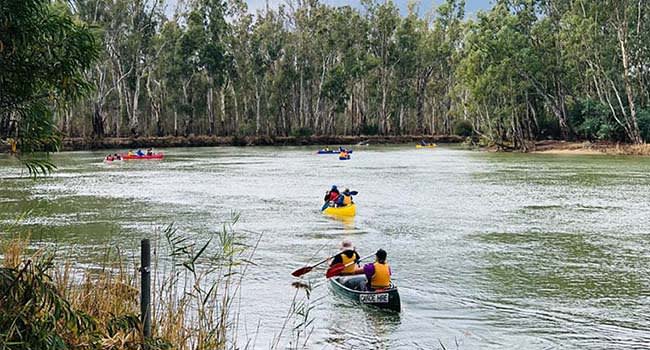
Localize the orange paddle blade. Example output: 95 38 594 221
325 263 345 278
291 266 314 277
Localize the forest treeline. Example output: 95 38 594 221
2 0 650 152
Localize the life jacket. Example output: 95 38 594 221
339 250 357 274
371 262 391 289
342 195 352 206
329 192 340 202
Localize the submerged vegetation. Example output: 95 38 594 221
2 0 650 158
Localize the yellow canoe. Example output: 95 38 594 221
416 144 437 148
323 203 356 217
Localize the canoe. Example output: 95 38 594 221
317 149 353 154
329 275 401 312
121 153 164 160
416 144 436 149
339 156 350 160
323 203 356 217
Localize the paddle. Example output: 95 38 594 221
325 253 374 279
292 254 337 277
320 200 331 211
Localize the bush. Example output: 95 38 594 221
452 120 474 137
537 114 561 139
568 98 619 141
637 109 650 142
360 124 379 135
290 127 313 138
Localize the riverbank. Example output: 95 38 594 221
531 140 650 156
58 134 463 151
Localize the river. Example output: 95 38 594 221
1 145 650 349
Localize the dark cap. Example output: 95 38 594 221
376 249 387 262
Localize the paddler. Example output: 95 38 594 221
330 239 360 276
353 249 392 290
336 188 353 207
323 185 340 205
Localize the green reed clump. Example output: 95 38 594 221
0 236 103 349
0 213 258 350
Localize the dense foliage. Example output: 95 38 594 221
2 0 650 151
0 0 99 173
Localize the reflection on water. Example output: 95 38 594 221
324 295 401 349
2 147 650 349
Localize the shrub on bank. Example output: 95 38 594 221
453 120 474 137
0 217 292 350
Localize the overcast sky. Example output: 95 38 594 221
165 0 493 18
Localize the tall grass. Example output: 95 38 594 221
0 214 268 350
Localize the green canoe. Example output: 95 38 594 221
329 275 401 312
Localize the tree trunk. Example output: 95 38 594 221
92 102 105 138
255 77 261 135
617 23 642 143
207 85 215 136
219 85 226 136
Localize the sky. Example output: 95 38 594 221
248 0 493 16
166 0 494 18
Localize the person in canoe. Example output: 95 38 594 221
336 188 354 207
330 239 361 276
420 139 429 146
146 148 153 156
352 249 392 291
127 150 135 156
136 149 145 156
322 185 340 210
338 150 350 160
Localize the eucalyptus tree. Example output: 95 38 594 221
0 0 98 173
365 0 400 135
561 0 648 143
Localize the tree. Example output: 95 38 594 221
0 0 99 174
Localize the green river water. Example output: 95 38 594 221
1 145 650 349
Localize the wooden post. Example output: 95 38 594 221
140 239 151 342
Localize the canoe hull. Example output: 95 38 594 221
120 153 164 160
329 275 401 312
317 150 353 154
323 203 356 217
415 144 436 149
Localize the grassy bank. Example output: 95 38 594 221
531 140 650 156
0 218 310 349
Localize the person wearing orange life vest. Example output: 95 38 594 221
353 249 392 290
336 188 353 207
329 239 360 275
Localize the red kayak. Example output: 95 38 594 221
120 153 164 160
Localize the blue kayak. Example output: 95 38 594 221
317 149 353 154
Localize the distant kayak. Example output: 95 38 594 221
317 149 353 154
339 155 351 160
120 153 164 160
323 203 356 217
416 144 436 149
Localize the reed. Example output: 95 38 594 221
0 214 268 350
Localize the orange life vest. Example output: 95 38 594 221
342 195 352 206
340 252 357 274
371 262 391 289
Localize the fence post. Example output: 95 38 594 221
140 239 151 343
